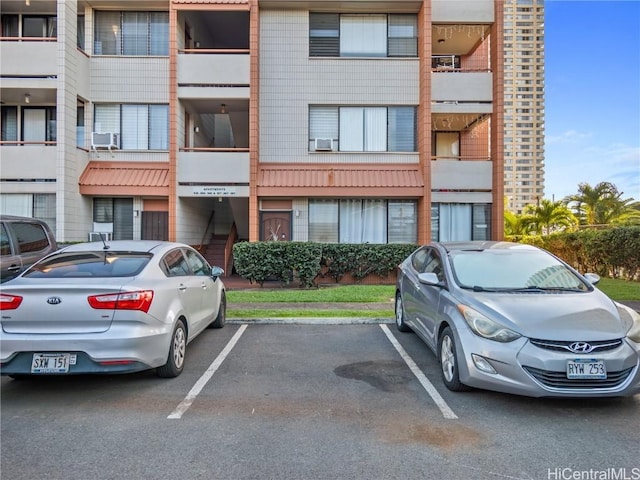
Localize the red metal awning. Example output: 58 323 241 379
79 162 169 196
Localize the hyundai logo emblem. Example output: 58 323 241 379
568 341 594 353
46 297 62 305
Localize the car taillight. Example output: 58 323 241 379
0 294 23 310
87 290 154 313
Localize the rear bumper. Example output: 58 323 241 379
0 322 173 375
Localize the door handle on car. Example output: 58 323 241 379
7 265 21 272
178 284 187 292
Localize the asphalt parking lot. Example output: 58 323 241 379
2 322 639 480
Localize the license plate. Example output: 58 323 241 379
31 353 74 374
566 359 607 379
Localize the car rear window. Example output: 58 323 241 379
12 222 50 253
23 251 152 278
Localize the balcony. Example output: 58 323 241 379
0 40 57 77
431 159 492 203
177 53 250 99
0 143 57 179
177 9 250 100
432 0 494 23
177 149 250 199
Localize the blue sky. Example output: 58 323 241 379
544 0 640 202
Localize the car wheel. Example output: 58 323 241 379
209 291 226 329
438 326 469 391
157 319 187 378
395 293 411 332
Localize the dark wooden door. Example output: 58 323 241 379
260 212 291 241
141 211 168 241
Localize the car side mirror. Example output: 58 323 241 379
418 272 441 286
211 266 224 279
584 273 600 285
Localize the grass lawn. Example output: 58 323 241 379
226 278 638 318
596 277 640 301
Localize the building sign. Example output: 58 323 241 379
192 186 238 197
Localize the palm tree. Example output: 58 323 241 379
565 182 639 225
524 199 577 235
504 210 536 236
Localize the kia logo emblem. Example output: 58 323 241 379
46 297 62 305
568 341 593 353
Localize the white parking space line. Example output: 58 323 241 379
380 324 458 420
168 324 248 419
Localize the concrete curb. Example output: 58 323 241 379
227 317 394 325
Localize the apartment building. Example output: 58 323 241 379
0 0 504 273
503 0 545 213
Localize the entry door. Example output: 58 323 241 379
141 211 168 240
260 212 291 241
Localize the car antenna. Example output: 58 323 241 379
100 233 110 250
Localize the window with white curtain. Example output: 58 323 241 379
339 199 387 243
340 15 386 57
94 11 168 56
22 107 56 143
432 203 492 242
309 13 417 57
309 200 338 243
0 193 55 233
94 104 169 150
310 106 415 152
308 199 417 244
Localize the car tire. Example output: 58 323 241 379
157 319 187 378
438 326 469 391
209 291 226 329
395 293 411 332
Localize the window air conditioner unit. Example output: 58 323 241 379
89 232 113 242
314 138 333 151
91 132 119 151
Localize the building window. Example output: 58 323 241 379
77 102 85 147
308 199 418 244
1 15 56 38
1 106 18 141
77 15 85 49
94 104 169 150
309 13 417 57
93 197 133 240
309 106 416 152
1 106 56 143
94 11 168 56
0 193 56 235
23 15 57 37
431 203 491 242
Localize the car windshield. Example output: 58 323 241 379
23 251 152 278
449 248 590 292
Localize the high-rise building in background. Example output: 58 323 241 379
503 0 545 213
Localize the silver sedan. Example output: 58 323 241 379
395 241 640 397
0 240 226 378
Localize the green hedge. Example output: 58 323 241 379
233 242 417 287
507 226 640 280
233 227 639 287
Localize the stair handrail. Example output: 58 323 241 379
223 223 238 277
199 211 215 252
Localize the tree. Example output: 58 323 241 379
564 182 639 226
504 210 536 236
523 199 577 235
